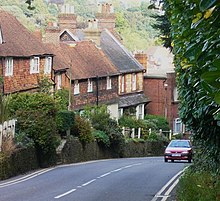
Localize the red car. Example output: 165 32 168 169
164 140 193 163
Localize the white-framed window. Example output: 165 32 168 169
132 73 136 91
30 57 40 74
136 104 144 119
44 57 52 74
57 74 62 90
121 75 125 93
174 118 183 133
118 108 123 119
5 57 13 76
74 80 80 95
107 76 112 90
87 79 93 92
173 87 179 102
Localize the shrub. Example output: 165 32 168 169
144 114 170 131
56 110 75 135
8 92 60 167
71 115 94 144
92 130 110 147
177 169 220 201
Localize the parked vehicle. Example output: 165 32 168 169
164 139 193 163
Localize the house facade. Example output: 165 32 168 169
137 46 184 133
0 10 57 94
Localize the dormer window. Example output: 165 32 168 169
5 57 13 76
74 80 80 95
87 79 93 92
107 76 112 90
30 57 40 74
44 57 52 74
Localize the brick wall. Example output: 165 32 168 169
144 73 179 130
72 76 118 110
3 57 52 94
144 77 166 116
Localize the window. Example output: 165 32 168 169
173 87 179 102
30 57 40 74
174 118 183 133
132 73 136 91
118 108 123 118
107 76 112 90
121 75 125 93
137 104 144 119
74 80 80 95
5 57 13 76
87 79 93 92
44 57 52 74
57 74 62 90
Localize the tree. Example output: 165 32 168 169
162 0 220 171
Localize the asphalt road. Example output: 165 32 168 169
0 157 188 201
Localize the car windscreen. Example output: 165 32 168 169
168 140 190 148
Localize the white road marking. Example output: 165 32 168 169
97 172 111 178
151 167 188 201
54 189 76 199
0 168 55 188
82 179 96 186
54 162 142 199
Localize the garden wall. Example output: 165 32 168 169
0 148 39 180
61 137 167 164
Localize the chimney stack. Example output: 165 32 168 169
84 19 101 46
58 4 77 32
134 52 148 72
95 3 116 31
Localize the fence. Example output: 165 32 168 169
0 119 16 152
122 127 172 140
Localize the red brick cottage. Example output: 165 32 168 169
0 10 63 94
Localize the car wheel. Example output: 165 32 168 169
164 158 168 162
188 158 192 163
171 159 174 162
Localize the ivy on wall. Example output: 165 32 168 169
163 0 220 170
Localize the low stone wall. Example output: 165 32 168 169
61 137 112 164
0 148 39 180
61 138 167 164
122 140 167 158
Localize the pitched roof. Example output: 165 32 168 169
119 93 150 107
50 41 119 80
0 10 52 57
100 29 144 73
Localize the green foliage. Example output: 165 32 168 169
163 0 220 171
71 115 94 144
56 110 75 132
15 131 35 148
92 130 110 147
177 169 220 201
144 114 170 131
148 131 167 142
0 94 11 124
37 76 54 94
8 92 60 167
83 105 125 156
55 89 70 111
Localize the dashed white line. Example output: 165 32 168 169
54 163 142 199
82 179 96 186
54 189 76 199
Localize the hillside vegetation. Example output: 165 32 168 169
0 0 161 50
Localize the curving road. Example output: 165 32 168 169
0 157 188 201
